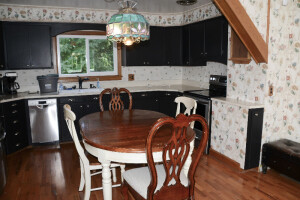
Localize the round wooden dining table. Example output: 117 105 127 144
79 109 195 200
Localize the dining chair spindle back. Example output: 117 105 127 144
122 113 209 200
174 96 197 128
99 87 132 112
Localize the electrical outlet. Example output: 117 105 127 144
128 74 135 81
269 85 274 96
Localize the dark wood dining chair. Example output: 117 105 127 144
121 113 209 200
99 87 133 112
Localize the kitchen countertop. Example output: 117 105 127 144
211 97 264 109
0 84 206 103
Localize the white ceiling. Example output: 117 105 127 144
0 0 213 13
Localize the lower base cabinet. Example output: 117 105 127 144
58 95 101 142
2 100 29 154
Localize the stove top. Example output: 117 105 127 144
184 75 227 99
184 89 226 99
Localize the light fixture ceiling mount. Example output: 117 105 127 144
176 0 197 6
106 0 150 46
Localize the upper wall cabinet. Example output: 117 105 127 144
2 22 52 70
122 16 228 67
162 26 183 66
122 26 179 66
183 22 206 66
123 26 182 66
205 17 228 64
183 16 228 66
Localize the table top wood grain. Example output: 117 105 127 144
79 109 195 153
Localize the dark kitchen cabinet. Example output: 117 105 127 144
58 95 101 142
123 26 165 66
158 91 182 117
1 100 29 154
182 16 228 66
187 22 206 66
2 22 52 69
132 92 160 112
244 108 264 169
205 17 228 64
0 22 4 70
163 26 182 66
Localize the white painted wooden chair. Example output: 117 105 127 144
63 104 122 200
174 96 197 128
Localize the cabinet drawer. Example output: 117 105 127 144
3 100 24 114
6 129 26 140
59 96 86 104
5 117 25 129
6 137 28 154
86 95 100 103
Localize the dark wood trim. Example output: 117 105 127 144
209 149 241 171
54 30 122 82
213 0 268 64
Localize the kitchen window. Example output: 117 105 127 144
56 31 122 81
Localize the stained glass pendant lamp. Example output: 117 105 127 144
106 0 150 46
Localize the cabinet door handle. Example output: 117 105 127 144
68 99 73 102
255 113 259 116
86 105 90 108
15 143 20 147
11 103 17 107
13 120 19 124
141 94 147 97
93 97 98 100
12 110 18 114
14 132 20 136
31 65 34 67
26 65 30 67
166 93 171 96
144 62 146 64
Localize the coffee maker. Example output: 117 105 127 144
0 72 20 95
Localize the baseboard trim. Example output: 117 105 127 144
209 149 242 171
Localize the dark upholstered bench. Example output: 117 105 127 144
262 139 300 181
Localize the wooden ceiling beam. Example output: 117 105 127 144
213 0 268 64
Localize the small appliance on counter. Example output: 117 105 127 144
37 74 59 94
0 72 20 95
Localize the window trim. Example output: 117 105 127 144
54 30 122 82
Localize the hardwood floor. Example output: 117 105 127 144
1 143 299 200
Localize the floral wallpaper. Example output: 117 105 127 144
211 100 249 168
213 0 300 168
0 3 220 26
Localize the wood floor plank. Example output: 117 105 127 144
0 143 299 200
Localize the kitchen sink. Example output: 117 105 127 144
59 88 103 94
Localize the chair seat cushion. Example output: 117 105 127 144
123 164 188 199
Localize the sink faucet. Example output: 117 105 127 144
78 76 89 89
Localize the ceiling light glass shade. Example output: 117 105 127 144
106 0 150 46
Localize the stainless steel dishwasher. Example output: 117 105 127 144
28 99 59 144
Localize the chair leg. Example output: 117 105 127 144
83 167 91 200
79 160 85 191
120 164 125 183
112 167 117 183
121 182 129 200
